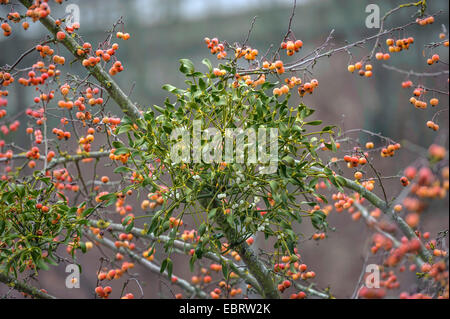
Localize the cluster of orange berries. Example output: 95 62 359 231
33 90 55 106
213 68 227 77
97 261 135 282
78 132 94 146
0 120 19 136
361 181 375 195
26 1 51 22
272 85 290 97
52 55 65 65
114 233 135 251
141 192 165 211
169 217 183 228
6 12 21 23
84 87 103 106
399 292 431 299
51 127 71 140
75 42 92 57
285 76 302 88
180 229 199 242
116 31 131 40
27 127 40 142
220 243 242 262
35 203 50 213
427 54 440 65
343 153 368 168
262 60 285 75
191 266 229 286
380 143 401 158
95 286 112 299
403 165 449 203
312 232 326 240
426 120 440 131
0 71 14 87
358 287 386 299
36 44 54 58
298 79 319 97
1 22 12 36
416 16 435 26
114 191 133 216
109 61 124 76
375 52 391 61
332 192 355 211
62 20 80 34
386 237 423 267
409 88 427 108
276 259 315 285
386 37 414 53
347 62 373 77
237 47 259 61
280 39 303 56
18 68 51 87
378 270 400 290
233 73 266 88
272 78 315 97
191 274 212 285
142 248 155 261
204 37 227 59
25 107 45 126
271 77 309 97
410 91 439 110
95 43 119 63
82 56 102 68
25 146 40 161
210 286 243 299
109 148 130 164
428 144 446 161
47 168 80 193
0 147 13 163
130 171 144 184
0 94 6 118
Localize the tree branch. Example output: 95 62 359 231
0 272 56 299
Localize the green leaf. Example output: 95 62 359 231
80 242 87 253
222 261 229 279
35 258 49 271
162 84 177 92
179 59 195 75
189 254 197 272
166 258 173 279
160 258 168 274
311 210 327 230
122 215 133 226
0 220 5 236
269 181 279 193
114 166 131 174
125 220 134 233
202 58 213 72
99 193 116 201
304 120 322 126
198 223 207 236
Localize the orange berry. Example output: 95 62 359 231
101 176 109 183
